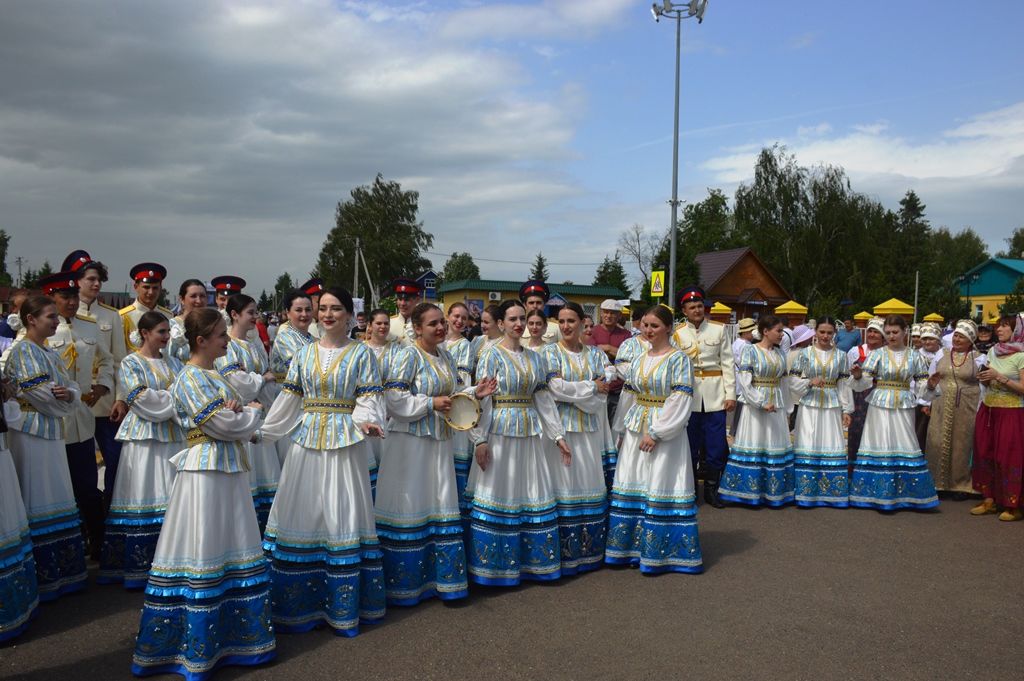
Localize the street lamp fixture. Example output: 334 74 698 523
650 1 708 311
956 272 981 319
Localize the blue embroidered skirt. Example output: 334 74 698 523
850 406 939 511
719 407 795 507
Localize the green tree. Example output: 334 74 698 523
593 254 631 296
920 226 988 320
315 174 433 292
439 252 481 285
0 230 11 287
1000 277 1024 316
258 289 271 311
996 227 1024 259
22 261 53 290
529 252 550 282
273 273 295 311
651 188 740 300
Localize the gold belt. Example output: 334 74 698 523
186 428 212 446
875 380 907 390
752 378 780 387
635 394 666 408
693 369 723 378
303 398 355 414
17 400 36 413
818 380 837 388
273 372 288 382
494 395 533 409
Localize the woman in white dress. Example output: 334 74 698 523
132 308 274 679
0 386 39 642
789 316 854 508
216 293 280 533
541 302 610 575
719 314 796 507
259 287 387 636
167 279 207 362
444 302 475 509
469 304 504 379
376 303 496 605
269 290 314 466
363 308 400 484
605 305 702 574
3 295 88 601
848 315 938 511
465 299 572 586
525 309 548 352
99 311 186 588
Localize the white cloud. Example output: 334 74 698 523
439 0 634 41
796 122 832 137
0 0 603 291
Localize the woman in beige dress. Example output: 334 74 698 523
923 320 985 499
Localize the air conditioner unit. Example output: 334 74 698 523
488 292 501 301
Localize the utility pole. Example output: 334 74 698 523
15 256 24 287
353 237 360 298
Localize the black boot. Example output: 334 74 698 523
704 470 725 509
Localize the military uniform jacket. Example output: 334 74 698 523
671 319 735 411
119 299 173 356
50 315 114 443
388 314 416 347
78 298 127 416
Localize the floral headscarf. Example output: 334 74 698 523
993 313 1024 357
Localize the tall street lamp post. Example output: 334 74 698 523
651 0 707 311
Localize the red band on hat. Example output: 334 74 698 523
680 292 702 302
69 257 90 273
395 284 417 293
523 285 545 295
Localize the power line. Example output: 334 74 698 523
423 250 604 267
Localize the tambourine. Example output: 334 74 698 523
444 393 481 431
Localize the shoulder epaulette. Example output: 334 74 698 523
75 314 97 324
157 306 173 315
98 302 118 312
119 304 136 315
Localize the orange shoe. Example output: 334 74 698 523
970 499 998 515
998 509 1023 522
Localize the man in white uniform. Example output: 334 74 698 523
388 277 420 346
42 271 114 559
671 286 735 508
62 250 127 510
520 280 561 344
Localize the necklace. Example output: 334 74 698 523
950 350 969 369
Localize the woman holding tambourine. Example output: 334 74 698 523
375 303 496 606
444 302 476 510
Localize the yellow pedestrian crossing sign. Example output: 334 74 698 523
650 270 665 297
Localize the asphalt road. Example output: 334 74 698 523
2 497 1021 681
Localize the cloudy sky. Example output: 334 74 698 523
2 0 1022 297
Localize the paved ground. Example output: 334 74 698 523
2 497 1021 681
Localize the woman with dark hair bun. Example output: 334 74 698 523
469 303 504 376
98 311 186 588
215 293 280 533
258 286 388 636
269 290 315 465
375 302 496 605
363 307 400 483
541 302 611 575
606 305 702 574
4 295 87 603
719 314 796 507
789 316 853 507
848 314 938 511
132 306 274 678
168 278 208 362
444 302 475 506
464 298 572 586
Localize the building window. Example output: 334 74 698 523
424 278 436 290
583 303 597 318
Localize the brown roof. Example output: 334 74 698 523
695 247 750 291
694 247 790 299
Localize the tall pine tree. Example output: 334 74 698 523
529 252 550 282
